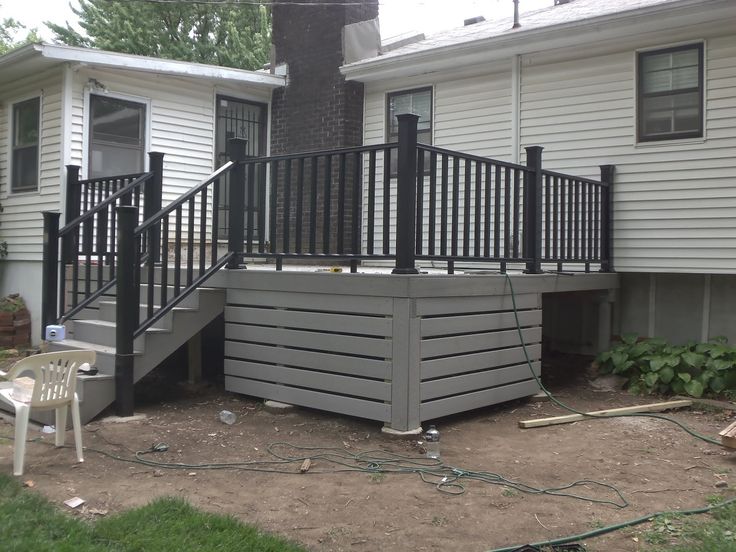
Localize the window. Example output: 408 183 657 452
638 43 703 142
386 87 432 175
89 95 146 178
11 97 40 192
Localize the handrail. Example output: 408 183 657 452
418 143 532 172
241 142 396 164
77 172 145 186
541 169 606 187
59 171 153 235
136 162 233 234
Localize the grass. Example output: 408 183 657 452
0 473 306 552
642 501 736 552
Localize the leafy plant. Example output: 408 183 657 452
596 334 736 398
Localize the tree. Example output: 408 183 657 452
47 0 271 71
0 4 41 55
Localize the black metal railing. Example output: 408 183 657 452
226 114 614 275
41 153 164 330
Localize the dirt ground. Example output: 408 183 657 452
1 354 735 552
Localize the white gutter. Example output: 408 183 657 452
341 0 735 82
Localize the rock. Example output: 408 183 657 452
590 374 628 392
715 480 728 489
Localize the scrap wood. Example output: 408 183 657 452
300 458 312 473
518 399 693 429
719 420 736 449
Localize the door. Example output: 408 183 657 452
215 96 267 239
89 95 146 178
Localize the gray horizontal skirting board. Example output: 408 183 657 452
225 323 392 358
225 376 391 422
225 359 391 401
416 293 540 316
421 361 541 401
225 341 392 379
420 379 541 421
421 344 542 380
225 305 392 337
421 309 542 338
227 289 393 316
421 327 542 359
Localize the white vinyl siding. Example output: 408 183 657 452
519 33 736 273
0 66 64 261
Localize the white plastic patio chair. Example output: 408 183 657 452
0 350 95 476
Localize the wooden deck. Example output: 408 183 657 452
208 268 618 431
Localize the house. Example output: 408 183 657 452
338 0 736 345
0 43 284 343
5 0 732 433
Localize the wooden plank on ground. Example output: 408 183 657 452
518 399 693 429
719 420 736 449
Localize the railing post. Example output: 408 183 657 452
115 206 137 417
226 138 248 269
41 211 61 337
599 165 615 272
392 113 419 275
524 146 544 274
144 152 164 263
63 165 81 259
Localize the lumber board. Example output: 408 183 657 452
719 420 736 449
518 399 693 429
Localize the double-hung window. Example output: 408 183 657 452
11 97 40 192
386 87 432 175
638 43 703 142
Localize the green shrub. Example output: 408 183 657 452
596 334 736 398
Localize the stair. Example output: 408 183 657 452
43 280 225 423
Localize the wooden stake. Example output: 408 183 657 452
300 459 312 473
518 399 693 429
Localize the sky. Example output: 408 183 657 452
1 0 552 42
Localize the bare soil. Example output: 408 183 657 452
1 354 735 552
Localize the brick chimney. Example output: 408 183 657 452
270 0 379 155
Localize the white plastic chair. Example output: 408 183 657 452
0 350 95 476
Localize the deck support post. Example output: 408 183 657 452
144 152 165 264
227 138 248 269
41 211 61 337
599 165 615 272
392 114 419 275
115 206 137 417
524 146 544 274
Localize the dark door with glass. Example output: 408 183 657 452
89 95 146 178
215 96 267 239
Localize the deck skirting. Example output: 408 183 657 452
218 270 617 431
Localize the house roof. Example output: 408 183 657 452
0 43 285 89
342 0 735 81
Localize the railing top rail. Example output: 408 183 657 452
77 172 146 186
418 144 531 172
541 169 606 187
59 172 154 236
135 161 234 235
241 142 398 165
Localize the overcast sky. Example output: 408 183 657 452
2 0 552 42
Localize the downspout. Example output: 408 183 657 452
511 54 521 163
60 63 74 223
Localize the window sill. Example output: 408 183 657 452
634 136 706 149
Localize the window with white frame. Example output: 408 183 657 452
638 43 703 142
11 97 40 192
386 87 432 174
89 94 146 178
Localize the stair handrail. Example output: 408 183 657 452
42 170 157 334
125 159 238 339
